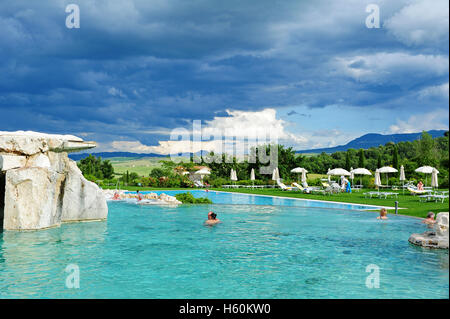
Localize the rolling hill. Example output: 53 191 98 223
69 130 448 160
297 130 447 154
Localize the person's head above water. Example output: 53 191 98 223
211 213 217 220
208 211 214 219
427 212 435 219
380 208 387 217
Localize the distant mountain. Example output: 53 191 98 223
68 152 168 161
297 130 448 154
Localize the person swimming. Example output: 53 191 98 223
205 211 221 226
377 208 388 220
422 212 436 226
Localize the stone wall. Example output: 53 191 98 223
1 131 108 231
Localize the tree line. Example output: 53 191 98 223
78 131 449 189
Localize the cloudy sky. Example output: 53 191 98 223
0 0 448 154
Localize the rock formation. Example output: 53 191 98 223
1 131 108 231
103 190 182 205
408 212 449 249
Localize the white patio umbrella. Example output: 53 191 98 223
351 168 372 187
378 166 398 186
195 168 210 180
327 168 331 182
374 169 381 191
301 170 307 184
230 169 238 183
327 168 351 176
327 168 350 185
250 168 255 187
291 167 308 183
291 167 307 173
272 167 280 181
399 165 406 194
415 166 439 186
431 168 439 189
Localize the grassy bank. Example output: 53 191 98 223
102 185 448 218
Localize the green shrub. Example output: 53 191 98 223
175 192 213 204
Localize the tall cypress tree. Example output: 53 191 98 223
377 153 382 168
392 146 399 170
345 151 351 171
358 149 366 168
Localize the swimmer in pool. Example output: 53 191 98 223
205 211 221 225
377 208 388 220
422 212 436 226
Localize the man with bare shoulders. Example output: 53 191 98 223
205 211 221 226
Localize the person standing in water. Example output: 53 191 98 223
205 211 221 225
377 208 388 220
422 212 436 226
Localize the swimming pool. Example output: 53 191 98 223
0 191 448 299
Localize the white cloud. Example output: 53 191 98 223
200 109 307 144
109 139 222 154
105 108 308 154
108 87 126 98
418 83 449 100
385 0 449 47
389 109 449 134
335 53 448 84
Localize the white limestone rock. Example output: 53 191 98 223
3 167 65 230
61 161 108 222
0 155 27 171
26 153 51 169
409 213 449 249
436 212 449 237
0 131 96 155
47 151 70 174
1 130 108 231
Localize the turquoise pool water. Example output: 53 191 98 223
0 191 448 299
130 190 382 211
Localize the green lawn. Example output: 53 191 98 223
110 157 166 176
102 184 448 219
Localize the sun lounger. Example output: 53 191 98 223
292 182 305 191
379 192 398 199
277 180 296 191
407 187 431 196
364 191 380 198
419 192 449 203
194 181 204 188
321 182 330 188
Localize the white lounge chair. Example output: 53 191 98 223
194 180 204 188
407 186 430 196
277 180 295 191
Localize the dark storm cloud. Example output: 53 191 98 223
0 0 448 146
